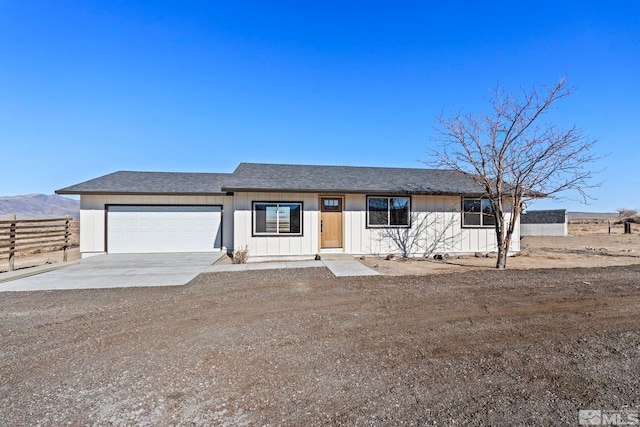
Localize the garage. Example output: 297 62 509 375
107 206 222 254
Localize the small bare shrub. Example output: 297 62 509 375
618 208 638 219
232 246 249 264
614 216 640 225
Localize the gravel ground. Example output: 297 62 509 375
1 265 639 426
360 234 640 275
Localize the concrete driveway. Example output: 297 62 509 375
0 253 225 292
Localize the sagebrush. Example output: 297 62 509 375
232 246 249 264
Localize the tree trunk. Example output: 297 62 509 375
495 217 507 269
496 246 507 269
496 230 512 269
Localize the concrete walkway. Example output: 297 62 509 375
205 254 379 277
320 254 380 277
204 260 323 273
0 253 378 292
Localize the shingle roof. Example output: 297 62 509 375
56 171 231 195
521 209 567 224
222 163 488 195
56 163 492 196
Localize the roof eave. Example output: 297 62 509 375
524 190 548 199
55 190 228 196
221 186 477 196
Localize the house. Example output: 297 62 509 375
56 162 521 259
520 209 568 237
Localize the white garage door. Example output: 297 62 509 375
107 206 222 253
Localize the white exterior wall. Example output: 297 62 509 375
79 194 234 257
344 194 520 256
232 192 319 257
232 192 520 258
521 223 567 237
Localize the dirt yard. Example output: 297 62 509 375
1 263 640 425
360 234 640 275
0 247 81 273
0 220 80 273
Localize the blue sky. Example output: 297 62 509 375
0 1 638 212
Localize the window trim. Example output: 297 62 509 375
252 201 304 236
461 197 496 228
366 195 411 228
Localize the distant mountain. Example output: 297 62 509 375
0 194 80 220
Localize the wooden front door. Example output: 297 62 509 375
320 198 343 249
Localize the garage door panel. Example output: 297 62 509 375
107 206 222 253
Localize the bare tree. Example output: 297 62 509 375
617 208 638 219
377 212 460 258
418 213 461 258
431 77 598 268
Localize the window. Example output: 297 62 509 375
462 198 495 227
322 198 341 211
367 196 410 227
253 202 302 235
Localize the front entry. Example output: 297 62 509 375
320 197 343 249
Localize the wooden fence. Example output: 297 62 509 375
0 216 78 272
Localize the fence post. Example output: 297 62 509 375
9 214 16 271
63 216 70 262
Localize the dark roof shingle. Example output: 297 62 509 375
521 209 567 224
56 163 491 196
222 163 487 195
56 171 230 195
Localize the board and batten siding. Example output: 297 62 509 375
79 194 234 257
232 192 520 258
343 194 519 256
232 192 319 257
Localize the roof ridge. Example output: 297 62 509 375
114 170 233 175
237 162 450 172
57 163 485 196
